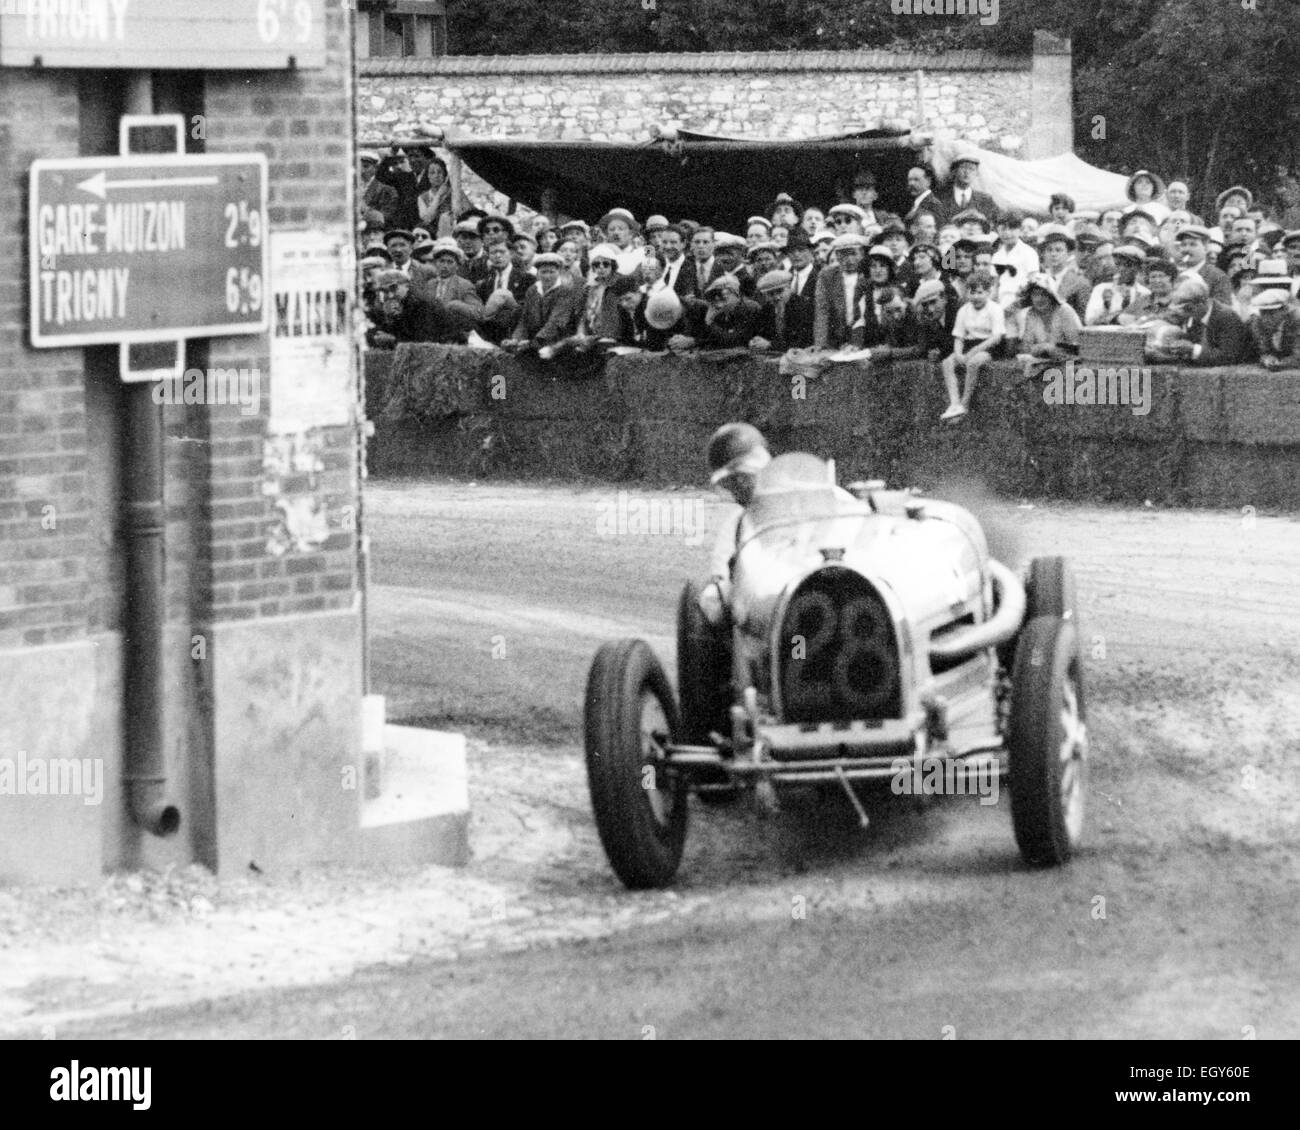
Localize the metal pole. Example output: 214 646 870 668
121 71 180 838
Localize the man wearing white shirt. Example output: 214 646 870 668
991 211 1039 309
658 225 691 297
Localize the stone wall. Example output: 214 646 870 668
358 35 1075 201
364 346 1300 511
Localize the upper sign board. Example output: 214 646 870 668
0 0 327 69
30 154 270 347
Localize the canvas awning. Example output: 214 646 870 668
433 127 925 230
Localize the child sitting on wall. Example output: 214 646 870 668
940 270 1005 423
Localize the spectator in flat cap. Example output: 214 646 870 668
359 150 399 236
370 269 457 347
687 274 764 350
1036 225 1091 320
875 220 915 291
935 155 999 227
1154 274 1256 366
453 219 489 283
1085 244 1152 326
504 253 581 353
1174 226 1234 305
599 209 640 252
888 278 956 363
749 270 794 353
384 228 437 292
1247 285 1300 370
644 214 670 253
813 234 869 350
424 240 484 341
748 241 782 279
1072 223 1116 287
511 232 539 277
476 240 536 344
711 234 757 298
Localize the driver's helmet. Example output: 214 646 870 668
707 422 771 486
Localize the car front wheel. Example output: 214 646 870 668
584 639 688 889
1007 616 1087 867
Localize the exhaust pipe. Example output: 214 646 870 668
929 559 1026 663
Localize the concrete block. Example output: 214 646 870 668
360 725 469 868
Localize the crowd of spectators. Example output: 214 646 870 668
358 147 1300 423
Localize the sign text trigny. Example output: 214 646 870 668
29 155 270 347
0 0 327 69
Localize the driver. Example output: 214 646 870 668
699 422 772 626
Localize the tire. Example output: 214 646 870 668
584 639 689 889
677 582 739 804
998 555 1077 671
1007 616 1088 867
1025 556 1077 622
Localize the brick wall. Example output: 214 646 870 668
0 2 365 881
0 70 91 652
202 7 359 626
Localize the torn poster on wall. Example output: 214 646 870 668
270 229 354 431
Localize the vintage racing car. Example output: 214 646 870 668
584 452 1087 889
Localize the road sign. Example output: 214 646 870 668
29 154 270 347
0 0 327 70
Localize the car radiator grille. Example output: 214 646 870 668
777 568 902 724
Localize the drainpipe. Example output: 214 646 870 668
121 71 181 838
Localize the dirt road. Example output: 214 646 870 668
7 481 1299 1039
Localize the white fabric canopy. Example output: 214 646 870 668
933 138 1132 216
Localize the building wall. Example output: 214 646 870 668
358 35 1073 159
0 2 365 884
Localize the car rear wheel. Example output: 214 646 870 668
1025 556 1077 621
677 581 739 804
585 639 688 889
999 555 1077 671
1008 616 1087 867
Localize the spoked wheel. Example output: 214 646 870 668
585 639 688 889
1008 616 1087 866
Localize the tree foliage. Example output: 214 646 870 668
445 0 1300 216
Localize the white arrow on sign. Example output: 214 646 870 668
76 171 220 200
